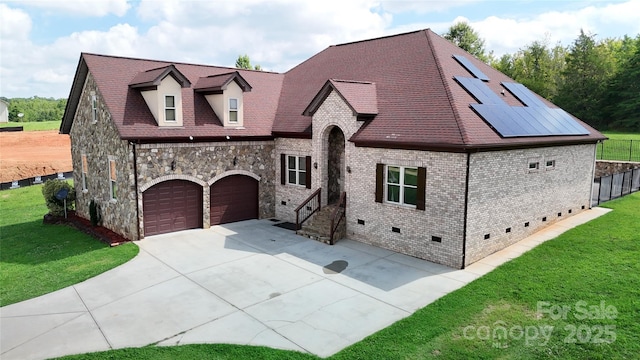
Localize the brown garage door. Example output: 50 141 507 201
143 180 203 236
210 175 258 225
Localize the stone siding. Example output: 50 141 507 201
136 141 275 237
70 73 138 239
595 160 640 178
465 144 596 265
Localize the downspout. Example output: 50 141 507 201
131 141 141 240
461 152 471 269
590 142 599 209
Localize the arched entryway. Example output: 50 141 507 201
327 126 345 204
143 180 203 236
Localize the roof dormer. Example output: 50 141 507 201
194 71 252 128
129 65 191 127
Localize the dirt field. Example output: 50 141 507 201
0 130 72 183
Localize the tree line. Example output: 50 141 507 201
444 23 640 132
2 97 67 123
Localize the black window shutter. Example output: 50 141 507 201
280 154 286 185
417 167 426 210
305 156 312 189
375 163 384 203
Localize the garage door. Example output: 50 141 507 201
210 175 258 225
143 180 203 236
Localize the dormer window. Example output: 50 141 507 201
229 98 238 123
194 71 252 128
129 64 191 127
165 95 176 121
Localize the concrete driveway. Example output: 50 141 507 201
0 208 610 360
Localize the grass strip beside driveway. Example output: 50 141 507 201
0 185 138 306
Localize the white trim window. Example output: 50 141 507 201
91 95 98 122
385 165 418 206
287 155 306 186
108 158 117 200
81 154 88 191
545 159 556 170
229 98 238 123
164 95 176 121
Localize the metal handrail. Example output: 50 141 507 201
329 192 346 245
295 188 321 230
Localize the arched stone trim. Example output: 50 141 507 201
208 169 261 186
140 174 207 192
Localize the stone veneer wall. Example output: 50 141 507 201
464 144 596 265
595 160 640 178
136 141 275 237
70 73 138 239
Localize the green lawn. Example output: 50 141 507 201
602 132 640 141
0 184 138 306
58 193 640 359
598 132 640 162
0 120 62 131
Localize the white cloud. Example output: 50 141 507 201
380 0 480 14
9 0 131 17
472 1 640 57
0 4 32 40
2 0 639 98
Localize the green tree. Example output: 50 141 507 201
494 39 566 102
7 97 67 122
556 30 612 128
235 54 262 71
603 37 640 131
443 22 489 62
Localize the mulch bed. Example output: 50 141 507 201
43 211 131 247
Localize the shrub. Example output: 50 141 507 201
89 199 102 226
42 179 76 216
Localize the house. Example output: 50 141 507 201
60 29 605 269
0 98 9 123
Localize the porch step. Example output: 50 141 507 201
297 204 346 244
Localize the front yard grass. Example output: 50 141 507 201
58 192 639 359
0 184 138 306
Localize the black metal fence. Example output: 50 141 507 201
596 139 640 162
0 171 74 191
592 168 640 206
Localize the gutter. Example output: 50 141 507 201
461 152 471 269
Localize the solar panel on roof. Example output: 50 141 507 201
453 55 490 81
456 77 590 137
501 82 546 107
454 77 502 104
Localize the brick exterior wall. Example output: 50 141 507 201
275 138 313 222
70 73 138 240
347 148 467 268
464 144 596 265
135 141 275 237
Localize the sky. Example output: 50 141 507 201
1 0 639 99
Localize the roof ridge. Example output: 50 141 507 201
425 30 469 146
81 52 281 74
333 29 429 47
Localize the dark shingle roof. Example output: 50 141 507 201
303 79 378 117
62 53 283 141
273 29 605 150
62 29 605 149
